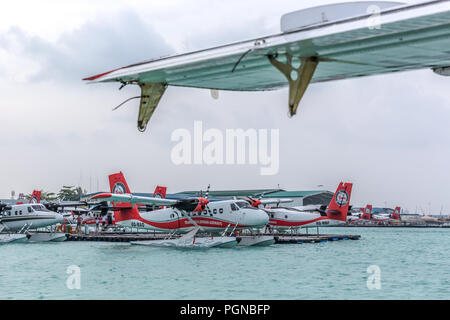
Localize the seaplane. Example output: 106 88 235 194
0 202 65 243
348 205 402 222
264 182 353 230
81 185 168 229
83 1 450 132
90 172 273 247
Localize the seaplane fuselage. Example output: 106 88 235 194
115 199 269 233
0 204 64 231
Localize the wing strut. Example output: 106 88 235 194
268 54 319 117
137 82 167 132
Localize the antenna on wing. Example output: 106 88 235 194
210 90 219 100
112 96 149 111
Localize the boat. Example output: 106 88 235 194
0 233 28 244
27 232 67 242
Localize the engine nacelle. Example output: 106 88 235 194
173 198 209 213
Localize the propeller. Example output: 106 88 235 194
0 203 12 214
89 201 119 216
245 197 262 208
243 191 268 208
205 184 210 200
173 198 209 213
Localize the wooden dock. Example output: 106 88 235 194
66 232 181 242
269 233 361 244
65 232 360 243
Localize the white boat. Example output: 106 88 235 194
27 232 67 242
0 233 28 244
237 235 275 246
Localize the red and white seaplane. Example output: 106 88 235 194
90 172 272 248
264 182 353 230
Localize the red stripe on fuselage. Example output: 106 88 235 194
269 216 327 227
120 215 249 230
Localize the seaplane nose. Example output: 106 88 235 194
244 209 269 226
55 213 64 223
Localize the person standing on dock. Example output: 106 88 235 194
76 215 82 234
102 215 107 231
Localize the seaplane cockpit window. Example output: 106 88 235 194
236 201 250 208
230 203 239 211
32 205 49 212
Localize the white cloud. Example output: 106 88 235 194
0 0 448 214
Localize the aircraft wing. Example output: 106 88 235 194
84 1 450 131
91 193 178 206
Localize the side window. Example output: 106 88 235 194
213 209 217 214
230 203 238 211
28 207 32 213
219 208 223 214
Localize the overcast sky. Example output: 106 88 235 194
0 0 448 213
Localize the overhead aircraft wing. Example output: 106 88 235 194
84 1 450 131
91 193 178 206
44 202 88 207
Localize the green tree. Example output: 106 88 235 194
25 190 58 202
57 186 80 201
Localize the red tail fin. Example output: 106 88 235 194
108 172 139 222
29 190 41 204
153 186 167 199
391 206 401 220
326 182 353 221
361 205 373 220
109 172 131 194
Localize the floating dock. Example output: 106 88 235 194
65 232 360 243
269 233 360 243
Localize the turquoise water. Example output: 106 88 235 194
1 227 449 300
